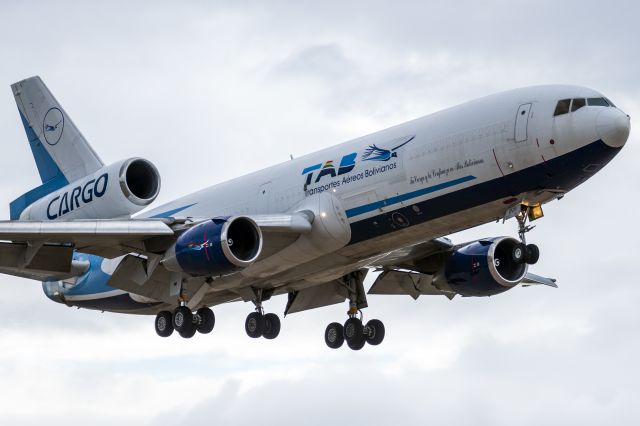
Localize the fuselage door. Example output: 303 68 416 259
515 103 532 142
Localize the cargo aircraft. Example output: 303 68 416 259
1 77 630 350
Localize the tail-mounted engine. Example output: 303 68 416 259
19 158 161 220
444 237 528 297
162 216 263 277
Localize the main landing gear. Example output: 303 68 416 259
325 313 385 350
245 309 281 340
154 306 215 339
244 289 281 340
324 270 386 351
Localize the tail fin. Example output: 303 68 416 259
10 76 105 219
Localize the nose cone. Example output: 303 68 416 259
597 108 631 148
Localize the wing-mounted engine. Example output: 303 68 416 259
162 216 262 276
370 236 544 299
19 158 161 221
444 236 527 296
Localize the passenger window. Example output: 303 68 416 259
587 97 609 107
571 98 586 111
554 99 571 116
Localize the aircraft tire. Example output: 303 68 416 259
262 313 281 340
365 319 385 346
512 243 527 264
196 307 215 334
155 311 174 337
173 306 194 333
325 322 344 349
525 244 540 265
245 312 265 338
179 325 197 339
344 317 365 350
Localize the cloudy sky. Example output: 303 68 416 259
0 1 638 424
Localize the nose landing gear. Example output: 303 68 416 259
513 204 542 265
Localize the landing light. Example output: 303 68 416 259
527 204 544 221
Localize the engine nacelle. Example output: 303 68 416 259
445 236 527 297
162 216 263 277
20 158 161 221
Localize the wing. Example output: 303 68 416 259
521 272 558 287
0 213 314 284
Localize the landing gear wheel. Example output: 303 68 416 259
196 307 215 334
179 326 197 339
173 306 194 333
155 311 174 337
325 322 344 349
245 312 265 338
262 313 281 340
344 317 365 351
525 244 540 265
512 243 527 264
365 319 385 346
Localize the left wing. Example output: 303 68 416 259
0 219 175 259
0 213 314 284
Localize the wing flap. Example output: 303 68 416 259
0 242 79 281
284 280 349 315
369 270 455 300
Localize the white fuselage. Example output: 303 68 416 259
133 84 627 305
53 84 630 312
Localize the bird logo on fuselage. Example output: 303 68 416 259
361 135 415 162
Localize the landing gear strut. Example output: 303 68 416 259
154 305 215 339
324 270 386 350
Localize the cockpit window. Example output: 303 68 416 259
554 99 571 116
587 97 610 107
605 97 616 108
571 98 586 112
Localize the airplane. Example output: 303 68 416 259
0 76 630 350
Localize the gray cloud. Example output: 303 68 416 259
0 0 638 424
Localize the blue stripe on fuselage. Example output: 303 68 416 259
149 203 197 218
345 175 476 218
